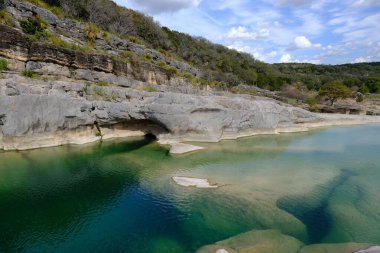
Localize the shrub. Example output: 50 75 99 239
84 23 100 47
144 54 153 61
120 51 133 60
306 98 317 107
0 58 8 71
356 92 364 103
22 69 36 78
164 66 179 80
127 36 144 45
20 17 47 35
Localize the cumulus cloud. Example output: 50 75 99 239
292 36 322 49
118 0 380 64
352 56 373 63
280 54 292 63
225 26 270 41
128 0 201 14
226 26 257 40
294 36 312 48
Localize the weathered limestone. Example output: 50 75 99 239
172 176 218 188
1 75 380 152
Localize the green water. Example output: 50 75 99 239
0 125 380 253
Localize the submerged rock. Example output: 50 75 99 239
355 246 380 253
299 243 375 253
196 229 304 253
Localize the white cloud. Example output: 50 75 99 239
128 0 201 14
227 43 277 62
352 56 373 63
294 36 312 48
292 36 322 49
117 0 380 64
225 26 270 41
226 26 257 40
351 0 380 9
280 54 292 63
276 0 310 6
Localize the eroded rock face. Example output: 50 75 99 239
0 76 318 150
0 24 29 61
3 0 201 77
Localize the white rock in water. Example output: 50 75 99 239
215 249 230 253
172 176 218 188
169 143 204 154
356 246 380 253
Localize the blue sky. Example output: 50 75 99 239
114 0 380 64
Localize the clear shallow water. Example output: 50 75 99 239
0 125 380 253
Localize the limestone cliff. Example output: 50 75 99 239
4 0 377 153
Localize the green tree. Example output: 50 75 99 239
365 78 380 93
318 81 352 105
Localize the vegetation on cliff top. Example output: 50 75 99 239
4 0 380 97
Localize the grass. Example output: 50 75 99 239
0 10 13 26
365 94 380 99
95 80 110 87
0 58 8 71
45 33 91 52
84 84 120 101
126 36 145 45
22 69 37 78
84 23 100 47
135 85 157 92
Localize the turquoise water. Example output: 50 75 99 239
0 125 380 252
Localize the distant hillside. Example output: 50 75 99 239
3 0 380 93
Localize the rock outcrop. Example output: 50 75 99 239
0 74 320 151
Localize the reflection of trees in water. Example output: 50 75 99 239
0 136 156 252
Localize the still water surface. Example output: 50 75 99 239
0 125 380 252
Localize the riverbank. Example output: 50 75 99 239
164 114 380 154
1 113 380 153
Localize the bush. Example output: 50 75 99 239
164 66 179 80
356 93 364 103
0 58 8 71
84 23 100 47
20 17 47 35
306 98 317 107
22 69 36 78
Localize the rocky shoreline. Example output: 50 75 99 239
1 74 380 153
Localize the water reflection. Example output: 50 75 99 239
0 125 379 253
